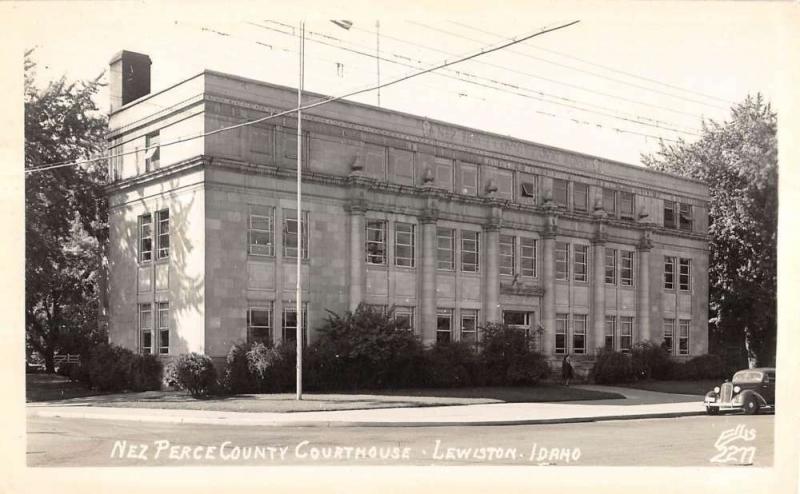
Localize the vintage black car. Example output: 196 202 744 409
704 367 775 415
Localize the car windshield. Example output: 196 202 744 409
732 371 763 383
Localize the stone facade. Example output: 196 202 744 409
106 54 710 368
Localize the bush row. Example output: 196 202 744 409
592 341 726 384
59 343 163 392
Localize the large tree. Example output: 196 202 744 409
25 51 108 372
642 94 778 366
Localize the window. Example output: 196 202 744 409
503 311 529 327
664 200 676 229
621 251 634 286
520 181 535 198
366 220 387 265
156 210 169 259
553 179 568 207
679 203 693 231
461 231 480 272
157 302 169 354
620 316 633 352
459 163 478 196
620 192 635 219
555 242 569 280
605 248 617 285
434 158 453 191
604 316 616 351
679 258 691 291
664 256 676 289
679 319 690 355
145 131 160 171
603 188 616 216
139 303 152 355
248 207 274 256
436 308 453 343
573 244 588 282
520 238 537 277
555 313 568 354
139 213 153 262
394 223 415 268
247 305 273 346
364 144 386 180
282 303 308 346
663 318 675 354
389 148 414 186
437 228 455 270
493 169 514 201
461 309 478 344
573 182 589 212
283 209 308 258
394 306 414 331
573 314 587 354
499 235 515 276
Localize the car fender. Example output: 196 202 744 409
739 389 767 407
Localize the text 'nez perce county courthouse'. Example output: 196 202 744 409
105 51 710 370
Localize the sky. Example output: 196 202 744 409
8 1 794 167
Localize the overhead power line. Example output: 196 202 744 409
25 19 581 174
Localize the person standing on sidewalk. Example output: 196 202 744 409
562 354 574 386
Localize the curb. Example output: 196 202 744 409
29 408 706 428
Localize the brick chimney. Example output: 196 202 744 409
109 50 151 113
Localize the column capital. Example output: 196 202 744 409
345 198 367 214
637 227 654 251
420 208 439 224
542 209 559 238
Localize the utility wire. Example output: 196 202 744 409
450 20 734 106
411 21 729 111
25 19 581 174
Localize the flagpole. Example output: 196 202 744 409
296 20 304 401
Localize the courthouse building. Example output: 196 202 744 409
105 51 709 368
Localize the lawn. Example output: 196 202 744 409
618 379 718 396
27 374 624 413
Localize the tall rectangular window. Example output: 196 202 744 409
679 258 691 291
139 303 152 355
620 316 633 352
573 182 589 212
679 203 693 231
603 189 616 216
282 303 308 346
620 250 634 286
664 256 676 289
139 213 153 263
394 306 414 331
499 234 515 276
247 304 273 346
553 179 568 207
436 308 453 343
555 313 568 354
620 192 635 219
461 231 479 272
459 163 478 196
283 209 308 259
604 316 616 351
663 318 675 354
493 169 514 201
156 210 170 259
248 207 274 256
664 200 676 229
555 241 569 280
520 237 537 277
394 223 416 268
436 227 454 270
573 314 587 354
434 157 454 191
145 131 160 171
520 181 535 199
365 220 387 265
679 319 690 355
461 309 478 345
157 301 169 354
605 248 617 285
573 244 588 282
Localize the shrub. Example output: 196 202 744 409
129 353 163 391
672 354 726 380
631 341 674 380
86 343 136 392
480 323 538 386
592 350 635 384
247 343 296 393
167 353 217 397
222 342 256 394
506 352 551 385
422 341 480 388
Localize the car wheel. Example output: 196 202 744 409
743 395 760 415
705 406 720 416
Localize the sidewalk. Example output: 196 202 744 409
27 385 706 427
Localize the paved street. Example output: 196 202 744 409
27 413 773 467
